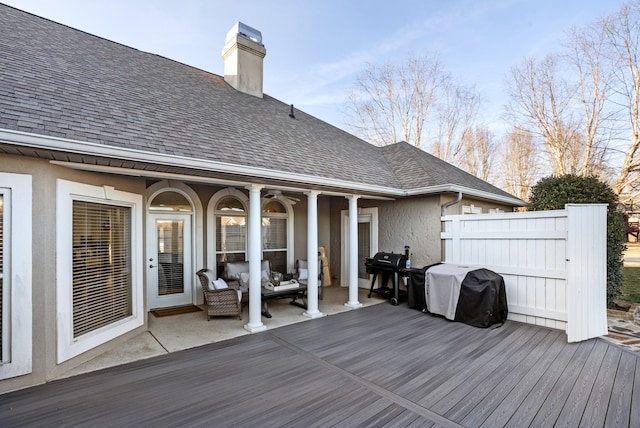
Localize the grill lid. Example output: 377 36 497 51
366 252 407 270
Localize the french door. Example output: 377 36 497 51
147 213 192 309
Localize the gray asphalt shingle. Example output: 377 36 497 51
0 4 519 202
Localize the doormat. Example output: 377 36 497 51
151 305 203 318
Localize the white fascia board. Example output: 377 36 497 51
405 184 526 206
0 129 400 196
1 129 524 205
49 160 398 200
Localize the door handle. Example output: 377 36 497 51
149 264 156 269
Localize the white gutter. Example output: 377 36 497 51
0 129 400 196
406 184 526 206
1 129 525 205
48 160 397 200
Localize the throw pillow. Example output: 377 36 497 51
239 272 250 288
213 278 228 290
298 267 308 280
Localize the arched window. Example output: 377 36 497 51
149 191 192 212
214 195 247 275
208 188 294 277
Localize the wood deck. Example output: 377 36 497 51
1 303 639 427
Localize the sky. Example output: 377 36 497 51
3 0 630 135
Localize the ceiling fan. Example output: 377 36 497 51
264 190 300 204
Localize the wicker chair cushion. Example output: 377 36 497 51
201 269 216 291
224 260 270 279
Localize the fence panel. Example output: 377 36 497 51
441 204 607 342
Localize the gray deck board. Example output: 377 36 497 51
504 337 580 427
452 329 557 425
606 351 637 428
555 339 609 426
479 330 568 427
632 357 640 427
1 303 639 427
580 345 622 427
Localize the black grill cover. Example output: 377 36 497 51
407 263 441 311
454 268 508 328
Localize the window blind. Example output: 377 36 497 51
358 222 371 279
72 201 131 338
156 220 184 296
216 216 246 252
262 217 286 250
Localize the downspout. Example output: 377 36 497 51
440 192 462 216
440 192 462 262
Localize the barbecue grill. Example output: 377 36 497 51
365 251 408 305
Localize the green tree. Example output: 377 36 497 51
528 174 625 306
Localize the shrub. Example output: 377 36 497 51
528 174 625 307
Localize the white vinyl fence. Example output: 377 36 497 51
441 204 608 342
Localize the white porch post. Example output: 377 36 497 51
303 191 324 319
345 195 362 308
244 184 266 333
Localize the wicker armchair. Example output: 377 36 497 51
196 269 242 320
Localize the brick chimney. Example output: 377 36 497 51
221 22 266 98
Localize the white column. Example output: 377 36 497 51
303 191 324 319
345 195 362 308
244 184 266 333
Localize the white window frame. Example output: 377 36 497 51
261 198 294 273
56 180 143 363
207 188 249 271
462 204 482 215
207 188 295 273
0 173 32 380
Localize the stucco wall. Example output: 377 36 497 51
329 194 518 285
0 154 146 394
330 195 444 285
370 197 442 267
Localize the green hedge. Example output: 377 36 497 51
528 174 625 307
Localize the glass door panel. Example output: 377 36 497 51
147 213 192 309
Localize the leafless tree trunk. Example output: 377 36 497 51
605 3 640 202
566 22 613 177
501 128 539 201
431 81 481 164
505 55 580 176
345 54 444 147
461 126 495 182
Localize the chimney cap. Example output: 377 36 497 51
226 22 263 46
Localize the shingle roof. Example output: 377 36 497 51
381 142 517 199
0 4 521 204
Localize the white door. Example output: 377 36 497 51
147 213 193 309
341 208 378 288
